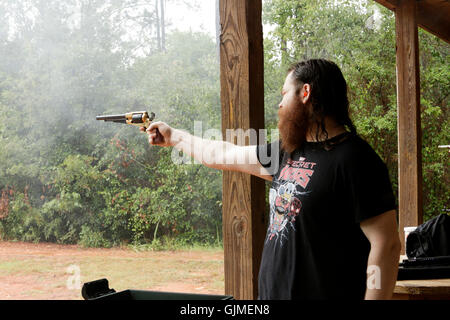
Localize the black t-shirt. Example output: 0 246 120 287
256 132 396 300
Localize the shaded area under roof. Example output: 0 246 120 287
374 0 450 43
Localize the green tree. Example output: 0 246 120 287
0 0 222 247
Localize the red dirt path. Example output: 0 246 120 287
0 241 224 300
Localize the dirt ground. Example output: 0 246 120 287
0 241 225 300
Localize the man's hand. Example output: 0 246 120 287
140 121 174 147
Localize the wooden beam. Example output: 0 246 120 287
416 0 450 44
373 0 397 11
395 0 423 254
374 0 450 44
219 0 266 299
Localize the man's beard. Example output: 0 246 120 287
277 100 310 154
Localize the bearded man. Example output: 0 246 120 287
142 59 401 300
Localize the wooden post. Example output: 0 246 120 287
395 0 423 254
219 0 266 299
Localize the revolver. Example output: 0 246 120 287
96 111 155 131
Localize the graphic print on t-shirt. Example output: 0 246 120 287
267 157 316 245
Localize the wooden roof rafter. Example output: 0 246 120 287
374 0 450 44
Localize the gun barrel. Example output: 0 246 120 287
96 114 126 121
96 111 155 129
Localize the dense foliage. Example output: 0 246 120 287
0 0 448 247
0 0 222 247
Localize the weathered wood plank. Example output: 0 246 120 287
219 0 266 300
395 0 423 254
395 279 450 295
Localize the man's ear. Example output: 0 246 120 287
301 83 311 102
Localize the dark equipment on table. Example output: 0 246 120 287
81 278 233 300
96 111 155 130
81 278 116 300
398 214 450 280
406 214 450 258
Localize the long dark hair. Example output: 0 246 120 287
288 59 357 142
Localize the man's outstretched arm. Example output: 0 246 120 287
143 121 273 181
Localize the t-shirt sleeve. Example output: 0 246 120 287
256 140 283 177
343 142 397 224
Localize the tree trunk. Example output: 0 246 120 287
155 0 161 51
160 0 165 51
215 0 221 60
